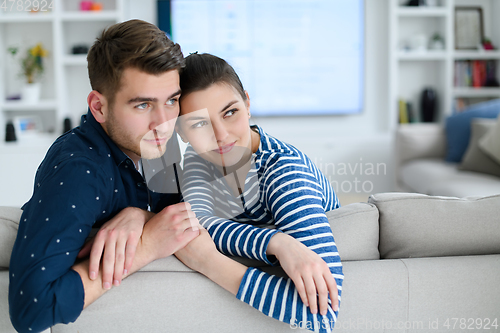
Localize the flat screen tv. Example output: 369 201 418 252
158 0 364 116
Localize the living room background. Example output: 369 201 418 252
4 0 495 207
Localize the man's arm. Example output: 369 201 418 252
72 202 199 309
9 158 109 333
77 207 155 289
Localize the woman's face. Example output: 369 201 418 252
178 83 252 168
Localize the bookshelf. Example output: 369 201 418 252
389 0 500 129
0 0 124 141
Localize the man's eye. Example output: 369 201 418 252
191 121 209 129
166 98 178 106
136 103 149 110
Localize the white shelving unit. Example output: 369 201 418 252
389 0 500 130
0 0 124 141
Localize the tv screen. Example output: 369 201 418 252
158 0 364 116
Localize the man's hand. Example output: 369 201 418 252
72 203 200 309
140 202 200 262
267 233 339 315
78 207 154 289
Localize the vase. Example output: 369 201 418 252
420 88 437 122
21 82 41 104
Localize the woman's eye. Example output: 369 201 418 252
191 120 209 129
224 108 237 118
166 98 178 106
136 103 149 110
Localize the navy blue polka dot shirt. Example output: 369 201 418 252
9 110 181 333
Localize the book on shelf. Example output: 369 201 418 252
454 60 499 88
398 99 418 124
399 99 408 124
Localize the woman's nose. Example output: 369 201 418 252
212 122 228 142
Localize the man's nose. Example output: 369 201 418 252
150 108 169 132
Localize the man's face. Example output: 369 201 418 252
102 67 181 163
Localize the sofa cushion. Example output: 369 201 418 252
369 193 500 259
400 158 500 197
0 207 22 268
444 98 500 162
404 255 500 326
326 203 380 261
459 119 500 177
479 113 500 165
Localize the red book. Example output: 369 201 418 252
479 61 487 86
472 60 481 88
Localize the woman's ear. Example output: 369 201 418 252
244 90 251 116
87 90 108 124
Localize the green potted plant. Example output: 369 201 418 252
7 43 49 103
429 33 445 50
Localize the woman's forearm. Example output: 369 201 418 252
196 252 248 295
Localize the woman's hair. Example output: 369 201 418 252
180 53 246 101
87 19 185 107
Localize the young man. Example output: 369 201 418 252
8 20 200 332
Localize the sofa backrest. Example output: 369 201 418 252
325 202 380 261
5 192 498 268
370 193 500 259
0 207 22 268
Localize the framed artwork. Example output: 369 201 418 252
455 7 484 50
13 116 43 139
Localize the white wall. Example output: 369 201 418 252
0 0 392 207
125 0 394 200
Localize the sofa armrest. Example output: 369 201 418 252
396 124 446 165
395 124 446 188
0 207 22 268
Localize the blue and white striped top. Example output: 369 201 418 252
181 125 343 332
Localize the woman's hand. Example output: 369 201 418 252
267 232 339 315
78 207 154 289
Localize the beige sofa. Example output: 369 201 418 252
395 123 500 198
2 192 500 332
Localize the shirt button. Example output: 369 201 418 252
137 183 142 187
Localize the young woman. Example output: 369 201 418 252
175 53 343 332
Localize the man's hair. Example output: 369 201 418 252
87 19 185 106
180 53 246 102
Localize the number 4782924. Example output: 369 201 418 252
443 318 498 330
1 0 54 12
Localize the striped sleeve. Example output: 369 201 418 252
257 154 344 329
237 267 337 333
181 150 279 264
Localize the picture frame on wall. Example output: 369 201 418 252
13 116 43 140
455 7 484 50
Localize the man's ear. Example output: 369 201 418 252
87 90 108 124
